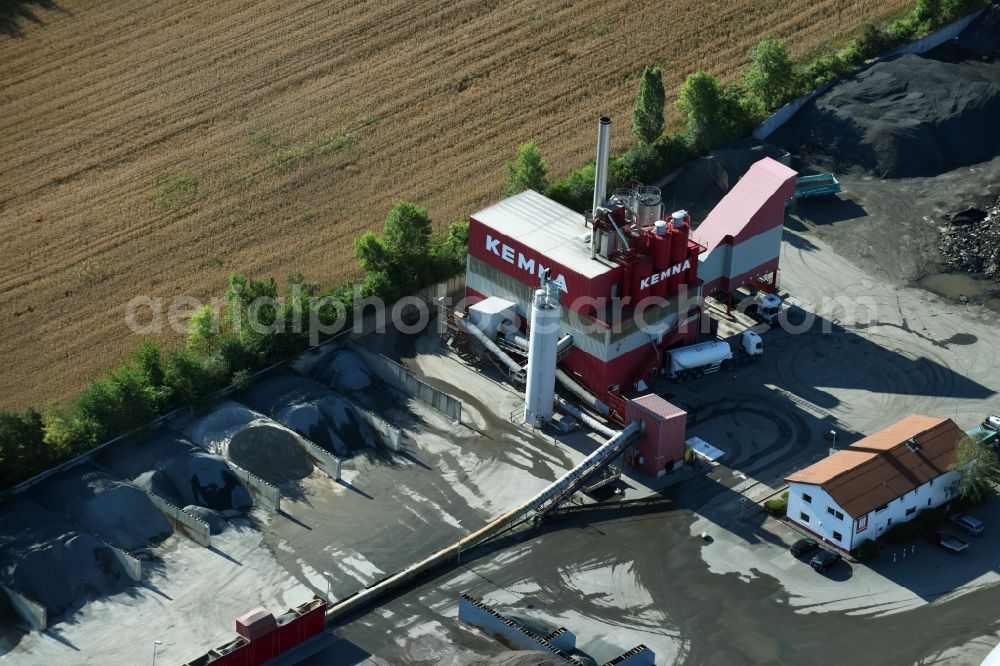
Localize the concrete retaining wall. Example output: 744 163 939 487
753 8 987 140
227 463 281 512
343 397 403 452
352 346 463 423
294 437 342 481
147 492 212 547
602 645 655 666
543 627 577 653
109 544 142 582
0 584 47 631
458 595 580 663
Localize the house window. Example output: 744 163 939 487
833 531 843 542
905 507 916 516
799 512 810 523
875 504 888 513
929 478 933 486
928 498 932 506
856 514 869 533
835 510 844 520
827 507 844 521
803 493 812 504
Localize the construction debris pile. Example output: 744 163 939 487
939 195 1000 279
774 54 1000 178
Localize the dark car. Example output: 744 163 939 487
810 549 842 572
790 538 820 557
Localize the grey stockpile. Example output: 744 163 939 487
182 401 314 485
773 54 1000 178
99 433 253 513
26 465 172 552
939 196 1000 279
243 372 381 457
0 498 133 615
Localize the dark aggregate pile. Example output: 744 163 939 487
773 54 1000 178
99 433 252 513
0 498 133 615
26 465 172 552
939 195 1000 278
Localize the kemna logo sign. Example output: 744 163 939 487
485 234 568 291
639 259 691 290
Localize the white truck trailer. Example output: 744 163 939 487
667 331 763 381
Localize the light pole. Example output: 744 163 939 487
152 640 162 666
829 429 837 457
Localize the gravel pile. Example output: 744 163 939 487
0 498 133 615
773 54 1000 178
243 373 380 456
183 401 313 485
312 349 372 392
100 433 252 513
939 196 1000 278
27 465 172 551
470 652 569 666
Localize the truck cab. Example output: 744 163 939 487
740 330 763 358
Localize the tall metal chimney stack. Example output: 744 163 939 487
592 117 612 214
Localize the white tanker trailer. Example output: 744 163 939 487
667 331 763 381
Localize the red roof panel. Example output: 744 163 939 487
692 157 797 253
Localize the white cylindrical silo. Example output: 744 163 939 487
524 285 560 427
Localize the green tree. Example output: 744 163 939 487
744 37 797 111
503 142 549 197
0 409 47 489
354 201 437 300
187 305 221 356
632 65 666 144
948 435 999 504
913 0 942 26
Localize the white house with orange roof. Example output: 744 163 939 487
785 415 965 552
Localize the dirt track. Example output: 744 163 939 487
0 0 911 409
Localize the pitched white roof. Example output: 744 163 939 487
471 190 616 278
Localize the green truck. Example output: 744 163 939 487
793 173 841 200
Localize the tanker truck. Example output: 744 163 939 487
666 331 762 381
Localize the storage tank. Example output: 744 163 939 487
524 281 560 427
667 210 690 293
631 256 653 302
635 186 662 227
667 340 733 378
649 220 672 299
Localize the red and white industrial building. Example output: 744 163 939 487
459 117 797 474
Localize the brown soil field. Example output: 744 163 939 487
0 0 909 410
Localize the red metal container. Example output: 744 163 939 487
666 221 689 293
631 256 653 304
236 608 277 642
649 231 672 299
624 394 687 476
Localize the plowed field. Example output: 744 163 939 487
0 0 909 408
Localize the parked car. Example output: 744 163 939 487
810 549 842 572
950 514 984 536
926 528 970 552
790 537 820 557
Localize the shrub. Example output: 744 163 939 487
548 163 596 212
855 539 879 561
503 142 550 196
764 490 789 516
